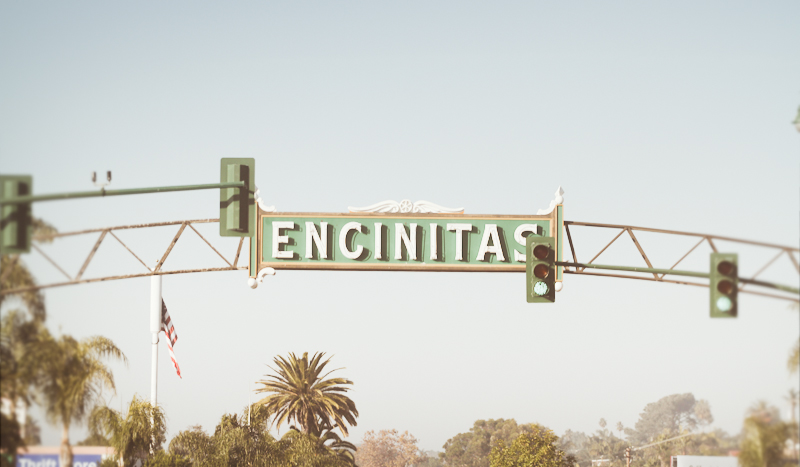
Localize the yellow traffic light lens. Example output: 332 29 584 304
717 280 734 295
716 296 733 312
533 281 549 296
717 261 734 276
533 264 550 279
532 244 549 260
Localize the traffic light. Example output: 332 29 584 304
526 235 555 303
0 175 33 255
710 252 737 318
220 158 255 237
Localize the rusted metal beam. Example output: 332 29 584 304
565 221 799 252
233 237 244 268
585 229 626 268
75 230 108 281
740 250 784 291
563 270 798 303
108 231 152 272
786 250 800 274
154 223 187 273
31 244 72 280
187 224 232 267
661 237 705 279
564 223 578 269
32 218 219 241
626 228 659 280
0 266 248 295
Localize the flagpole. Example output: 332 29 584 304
150 275 161 407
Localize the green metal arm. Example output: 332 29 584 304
0 181 246 205
556 261 799 295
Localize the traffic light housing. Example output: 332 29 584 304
220 158 255 237
710 252 737 318
526 235 556 303
0 175 33 255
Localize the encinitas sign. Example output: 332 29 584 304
249 195 564 280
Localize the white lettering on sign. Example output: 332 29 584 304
476 224 505 262
429 223 439 260
394 223 418 260
513 224 541 262
17 455 98 467
340 222 364 259
18 459 58 467
374 223 383 260
305 222 329 259
447 223 473 261
272 222 295 259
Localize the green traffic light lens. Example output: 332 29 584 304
716 296 733 312
717 280 734 295
717 261 735 276
533 263 550 279
533 281 549 296
532 244 549 260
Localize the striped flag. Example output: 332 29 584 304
161 299 182 378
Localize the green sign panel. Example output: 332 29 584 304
251 206 563 278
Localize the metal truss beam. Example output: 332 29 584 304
1 219 798 303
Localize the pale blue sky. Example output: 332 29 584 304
1 1 798 451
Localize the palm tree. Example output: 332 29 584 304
89 395 166 466
739 401 789 467
255 352 358 438
39 334 127 467
0 218 58 322
0 310 50 442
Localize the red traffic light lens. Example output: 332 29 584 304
717 280 734 295
717 261 735 276
532 244 550 260
533 264 550 279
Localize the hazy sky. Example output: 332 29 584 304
1 1 799 452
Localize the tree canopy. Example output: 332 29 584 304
624 393 712 446
356 429 420 467
442 419 544 467
489 426 575 467
255 352 358 438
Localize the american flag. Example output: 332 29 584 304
161 299 182 378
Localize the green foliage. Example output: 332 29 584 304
144 451 192 467
89 395 166 466
169 405 354 467
355 429 419 467
38 333 127 467
588 423 627 467
739 402 790 467
0 218 57 322
1 412 23 467
416 452 445 467
0 310 51 446
77 431 111 446
489 427 575 467
256 352 358 438
0 257 45 322
442 419 547 467
624 393 710 446
559 430 590 466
